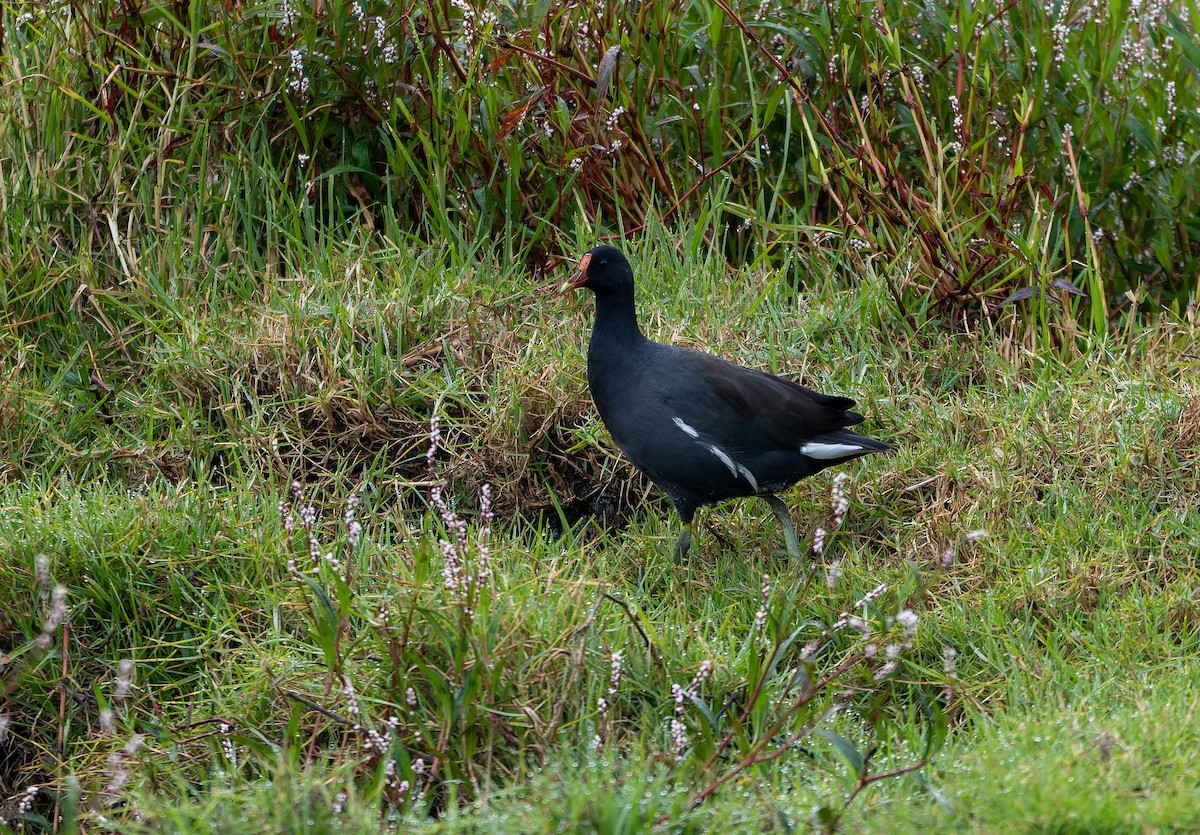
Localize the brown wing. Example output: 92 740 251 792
673 349 864 448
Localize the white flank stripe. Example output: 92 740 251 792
708 445 738 477
673 416 700 438
801 442 866 460
706 444 759 490
736 463 760 493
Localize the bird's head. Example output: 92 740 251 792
561 245 633 294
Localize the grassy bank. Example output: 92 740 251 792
3 0 1200 830
3 232 1200 831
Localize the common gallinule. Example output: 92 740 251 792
563 245 890 559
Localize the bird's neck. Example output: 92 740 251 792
590 286 645 347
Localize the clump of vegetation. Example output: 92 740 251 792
2 420 950 831
3 257 1199 829
3 0 1198 326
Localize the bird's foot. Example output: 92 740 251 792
672 523 694 562
764 494 804 560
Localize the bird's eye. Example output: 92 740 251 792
599 259 607 267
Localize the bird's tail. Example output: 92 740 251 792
800 431 892 462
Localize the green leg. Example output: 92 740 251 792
672 522 695 561
764 494 802 560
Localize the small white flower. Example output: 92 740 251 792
874 661 898 681
826 558 843 590
943 646 957 676
280 0 299 32
811 526 826 555
288 49 310 97
895 609 918 633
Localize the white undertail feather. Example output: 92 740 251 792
800 441 866 460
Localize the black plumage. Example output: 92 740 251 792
563 245 891 558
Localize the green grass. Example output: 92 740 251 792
3 0 1199 323
3 0 1200 830
3 230 1199 831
